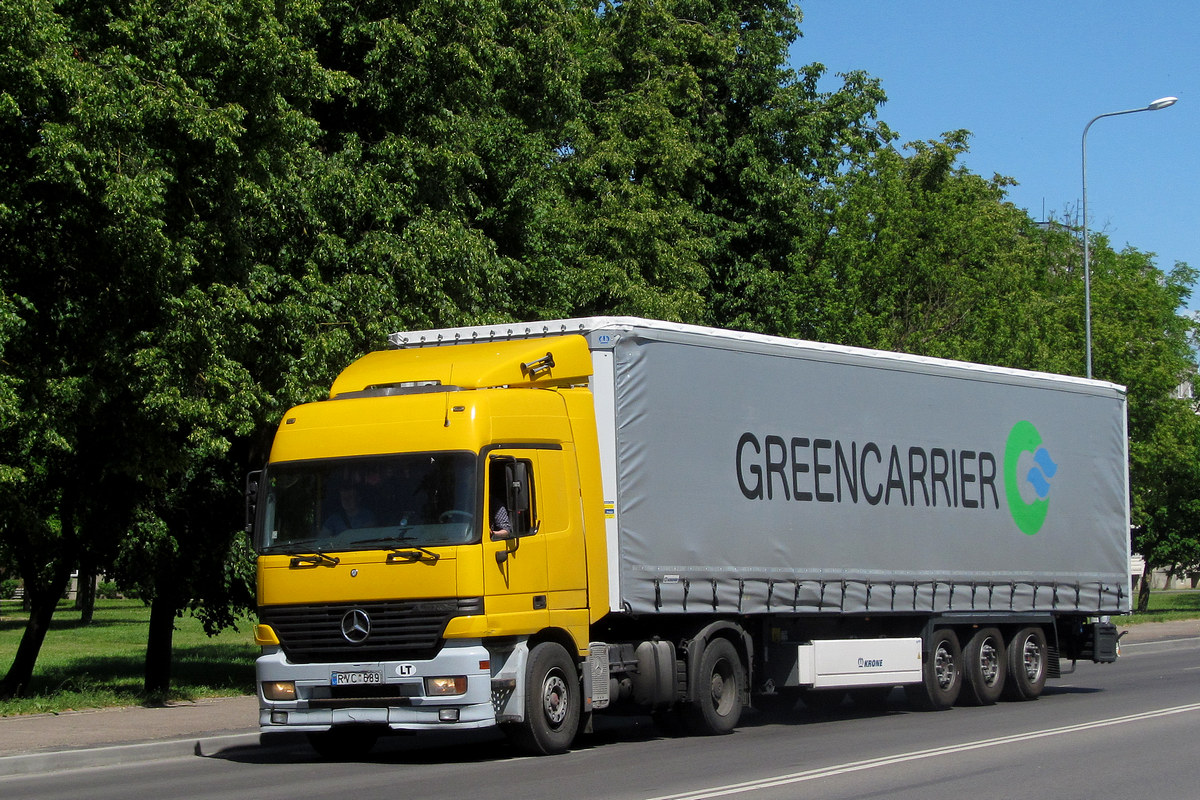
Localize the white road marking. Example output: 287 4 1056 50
643 702 1200 800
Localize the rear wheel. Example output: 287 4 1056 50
506 641 580 755
905 628 961 711
1002 627 1048 701
960 627 1006 706
683 637 744 735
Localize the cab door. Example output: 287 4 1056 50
483 450 549 630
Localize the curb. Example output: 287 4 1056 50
0 732 271 778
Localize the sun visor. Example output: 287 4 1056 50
330 335 594 397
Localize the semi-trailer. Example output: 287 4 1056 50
249 317 1128 756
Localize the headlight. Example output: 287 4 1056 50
261 680 296 701
424 676 467 696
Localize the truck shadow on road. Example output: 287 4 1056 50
207 683 1108 767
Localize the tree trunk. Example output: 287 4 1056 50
143 582 178 697
0 570 70 699
1137 560 1154 612
76 562 96 624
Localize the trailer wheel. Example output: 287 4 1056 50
1002 627 1048 701
905 628 961 711
960 627 1006 706
684 637 744 735
508 641 580 755
306 726 381 760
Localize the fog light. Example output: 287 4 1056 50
270 711 288 724
424 676 467 696
439 708 460 722
262 680 296 701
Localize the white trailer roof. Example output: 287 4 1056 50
388 316 1124 396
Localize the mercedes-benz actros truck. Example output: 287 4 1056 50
249 318 1128 757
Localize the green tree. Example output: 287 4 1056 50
1085 246 1200 610
810 131 1074 368
559 0 892 329
0 0 345 695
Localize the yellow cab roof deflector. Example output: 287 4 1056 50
329 335 594 398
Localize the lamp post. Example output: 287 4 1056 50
1081 96 1177 380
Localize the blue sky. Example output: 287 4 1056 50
791 1 1198 312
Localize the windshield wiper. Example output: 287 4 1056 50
354 534 442 563
288 552 340 567
386 545 440 563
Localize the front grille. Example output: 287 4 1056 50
259 597 483 664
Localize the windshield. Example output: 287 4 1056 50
256 452 477 553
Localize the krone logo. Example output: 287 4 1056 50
1003 421 1058 536
340 608 371 644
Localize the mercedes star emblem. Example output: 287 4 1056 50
340 608 371 644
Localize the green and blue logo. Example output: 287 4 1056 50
1003 421 1057 535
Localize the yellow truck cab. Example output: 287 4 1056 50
252 334 608 755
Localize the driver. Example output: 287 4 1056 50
321 477 376 536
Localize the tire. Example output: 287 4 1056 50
1002 627 1048 701
506 641 581 755
905 628 962 711
682 637 745 735
306 726 381 760
801 688 847 713
960 627 1006 706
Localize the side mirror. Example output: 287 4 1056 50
505 461 535 537
245 470 262 535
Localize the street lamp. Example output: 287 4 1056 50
1081 96 1178 379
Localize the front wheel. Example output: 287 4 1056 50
683 637 745 735
506 641 581 755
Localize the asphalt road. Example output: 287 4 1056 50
5 634 1199 800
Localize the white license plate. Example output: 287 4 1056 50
331 670 383 686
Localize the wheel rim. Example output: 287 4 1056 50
1021 637 1044 684
541 669 569 729
978 637 1001 687
934 643 956 690
709 657 736 716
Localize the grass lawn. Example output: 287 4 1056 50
1 590 1197 717
1121 589 1200 624
0 598 256 717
